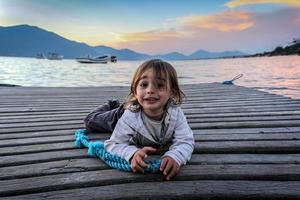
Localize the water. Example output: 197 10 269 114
0 55 299 99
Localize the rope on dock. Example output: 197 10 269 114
74 129 161 173
222 74 243 85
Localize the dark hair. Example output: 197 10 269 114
124 59 185 109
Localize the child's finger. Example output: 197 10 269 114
136 152 150 168
163 161 172 176
138 158 149 169
131 158 146 173
133 164 145 173
142 146 157 154
160 158 167 171
166 167 178 181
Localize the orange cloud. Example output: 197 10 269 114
226 0 300 8
115 29 181 44
179 10 254 32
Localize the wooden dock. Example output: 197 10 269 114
1 83 300 199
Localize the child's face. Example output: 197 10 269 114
135 68 172 119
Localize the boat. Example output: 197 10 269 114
47 52 63 60
36 53 45 59
110 56 117 63
76 55 117 64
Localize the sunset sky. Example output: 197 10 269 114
0 0 300 54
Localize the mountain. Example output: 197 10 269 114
0 25 98 58
94 46 150 60
153 52 187 60
188 49 247 59
252 39 300 57
0 24 248 60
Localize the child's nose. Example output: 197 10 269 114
146 83 156 93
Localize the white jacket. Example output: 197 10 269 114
104 105 195 166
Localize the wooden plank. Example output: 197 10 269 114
0 149 88 167
195 141 300 153
187 110 300 118
2 124 84 134
3 119 300 135
186 96 290 102
0 114 85 123
188 115 300 122
0 142 76 156
2 109 300 122
1 105 299 116
2 115 300 129
193 127 300 134
2 112 300 126
182 100 300 108
1 140 300 157
1 132 299 148
191 154 300 165
0 94 289 104
1 100 299 113
0 134 108 147
2 180 299 200
0 96 296 107
0 158 108 180
0 129 75 140
194 133 300 141
1 154 300 180
184 107 300 114
189 120 300 129
1 164 300 197
2 126 300 141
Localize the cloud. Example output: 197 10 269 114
112 29 181 45
112 7 300 55
226 0 300 8
179 10 254 32
114 10 255 48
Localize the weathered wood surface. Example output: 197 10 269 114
0 83 300 199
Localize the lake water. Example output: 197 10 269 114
0 55 299 99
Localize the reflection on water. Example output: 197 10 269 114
175 56 300 99
0 55 299 99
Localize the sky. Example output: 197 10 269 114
0 0 300 55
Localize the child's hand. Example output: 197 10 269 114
160 156 180 180
131 146 157 173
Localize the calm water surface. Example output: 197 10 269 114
0 55 299 99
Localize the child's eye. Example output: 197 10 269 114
157 83 164 88
139 82 148 88
157 82 165 89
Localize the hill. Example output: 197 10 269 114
252 39 300 57
0 24 247 60
0 25 98 58
188 49 247 59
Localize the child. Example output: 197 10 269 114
103 59 195 180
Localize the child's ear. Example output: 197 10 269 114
133 90 137 97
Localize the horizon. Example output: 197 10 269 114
1 0 300 55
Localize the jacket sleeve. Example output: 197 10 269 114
104 111 139 162
163 108 195 166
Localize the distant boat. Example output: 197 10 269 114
36 53 45 59
76 55 117 64
110 56 117 63
47 52 63 60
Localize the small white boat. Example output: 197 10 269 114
36 53 45 59
47 52 63 60
76 55 117 64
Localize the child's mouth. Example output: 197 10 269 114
144 97 159 103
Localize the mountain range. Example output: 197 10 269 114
0 24 247 60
